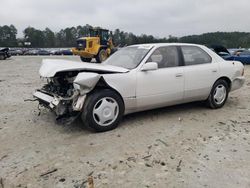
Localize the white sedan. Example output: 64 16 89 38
34 43 245 132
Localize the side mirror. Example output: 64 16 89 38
141 62 158 71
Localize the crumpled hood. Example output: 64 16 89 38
39 59 129 77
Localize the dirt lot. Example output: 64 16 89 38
0 56 250 188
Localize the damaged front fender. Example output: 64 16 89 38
73 72 101 94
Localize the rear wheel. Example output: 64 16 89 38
81 89 124 132
80 57 92 62
207 79 229 109
0 55 5 60
95 49 108 63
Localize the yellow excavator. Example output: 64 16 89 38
72 28 116 63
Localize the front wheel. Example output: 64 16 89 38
80 57 92 62
81 89 124 132
206 79 229 109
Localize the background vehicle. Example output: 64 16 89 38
9 48 24 56
54 49 73 55
34 43 245 132
72 28 116 63
23 49 39 55
0 48 11 60
37 49 51 56
211 45 250 64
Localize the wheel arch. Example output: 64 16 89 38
215 76 232 91
91 77 125 107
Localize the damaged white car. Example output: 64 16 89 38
34 43 245 132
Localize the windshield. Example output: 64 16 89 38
103 46 152 69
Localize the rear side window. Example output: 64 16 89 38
181 46 212 66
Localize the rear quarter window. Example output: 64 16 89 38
181 46 212 66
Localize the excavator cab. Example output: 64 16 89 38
72 28 116 63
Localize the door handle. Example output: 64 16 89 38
212 69 218 73
175 73 183 77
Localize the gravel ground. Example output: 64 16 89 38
0 56 250 188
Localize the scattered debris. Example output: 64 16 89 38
229 120 237 124
219 122 226 125
87 176 94 188
79 179 88 188
127 157 136 162
0 155 8 162
145 163 152 168
160 161 166 166
40 168 58 177
88 171 94 176
0 178 4 188
142 155 152 160
156 139 168 147
176 160 182 172
16 168 28 177
59 178 66 182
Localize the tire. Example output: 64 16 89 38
206 79 229 109
81 89 124 132
95 49 108 63
0 55 4 60
80 57 92 62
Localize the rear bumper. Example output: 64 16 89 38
231 76 245 91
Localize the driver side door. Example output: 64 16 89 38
136 46 184 111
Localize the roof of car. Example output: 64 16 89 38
130 43 204 48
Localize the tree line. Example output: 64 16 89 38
1 24 250 48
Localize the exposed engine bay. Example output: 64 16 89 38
35 72 85 122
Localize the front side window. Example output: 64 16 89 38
181 46 212 66
147 46 179 68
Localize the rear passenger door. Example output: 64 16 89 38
181 46 219 101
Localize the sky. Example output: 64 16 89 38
0 0 250 38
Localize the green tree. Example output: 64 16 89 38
43 28 55 47
0 25 18 47
23 27 45 47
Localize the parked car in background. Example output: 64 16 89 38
9 48 24 56
227 50 250 64
228 48 247 55
24 49 39 55
37 49 51 56
33 43 245 132
0 48 11 60
54 49 73 55
211 45 250 64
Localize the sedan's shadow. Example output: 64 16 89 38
59 101 206 133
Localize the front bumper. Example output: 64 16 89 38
33 90 86 116
72 48 94 58
34 90 64 109
231 76 245 91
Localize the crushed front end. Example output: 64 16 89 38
33 71 101 123
33 73 86 122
